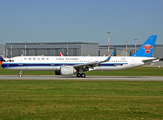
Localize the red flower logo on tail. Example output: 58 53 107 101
143 44 153 54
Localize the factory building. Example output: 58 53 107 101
3 42 163 58
5 42 99 57
0 44 5 57
99 44 163 57
99 44 142 56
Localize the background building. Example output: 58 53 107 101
5 42 99 57
0 44 5 57
4 41 163 58
99 44 163 58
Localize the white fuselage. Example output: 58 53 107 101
1 56 155 71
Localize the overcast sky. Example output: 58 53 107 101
0 0 163 45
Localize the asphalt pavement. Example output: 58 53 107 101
0 75 163 81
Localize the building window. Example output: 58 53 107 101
55 49 59 56
47 49 50 56
26 49 29 56
34 49 37 56
73 49 77 56
64 49 67 56
17 49 21 56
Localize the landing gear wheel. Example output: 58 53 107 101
19 74 22 77
19 71 22 77
76 73 81 77
81 73 86 78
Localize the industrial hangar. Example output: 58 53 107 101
3 42 163 58
100 44 163 57
4 42 99 57
0 44 5 57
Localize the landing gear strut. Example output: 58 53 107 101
76 73 86 78
19 71 22 77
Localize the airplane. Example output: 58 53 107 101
0 35 159 78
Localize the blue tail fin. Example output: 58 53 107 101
132 35 157 57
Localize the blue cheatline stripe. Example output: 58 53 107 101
2 63 128 68
2 63 78 68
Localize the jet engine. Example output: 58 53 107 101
55 70 61 75
55 67 76 75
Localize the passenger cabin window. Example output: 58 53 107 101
33 58 36 60
28 58 31 60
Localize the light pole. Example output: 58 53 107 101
126 42 128 56
135 39 137 53
107 32 111 56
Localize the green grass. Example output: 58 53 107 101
0 80 163 119
0 66 163 76
86 67 163 76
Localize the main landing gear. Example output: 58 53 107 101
76 73 86 78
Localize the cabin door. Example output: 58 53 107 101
19 57 23 63
131 58 135 66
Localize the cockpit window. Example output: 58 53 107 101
6 60 14 62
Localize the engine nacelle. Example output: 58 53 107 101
60 66 76 75
55 70 61 75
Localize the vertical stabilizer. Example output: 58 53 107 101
132 35 157 57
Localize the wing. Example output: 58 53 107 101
73 52 114 71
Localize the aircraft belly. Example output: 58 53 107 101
95 65 132 71
95 62 144 71
24 67 59 71
95 67 122 71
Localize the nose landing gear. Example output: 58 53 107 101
19 71 22 77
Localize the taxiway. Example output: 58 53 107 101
0 75 163 81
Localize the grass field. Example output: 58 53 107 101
0 80 163 119
0 66 163 76
0 66 163 119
